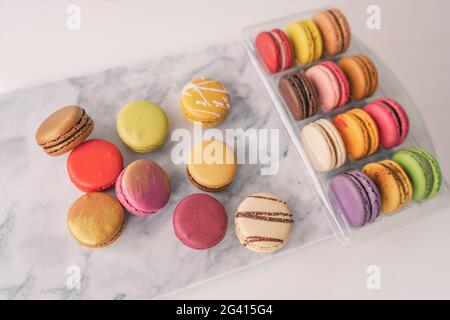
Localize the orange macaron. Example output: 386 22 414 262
333 108 379 160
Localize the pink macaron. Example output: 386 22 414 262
173 193 228 250
306 61 350 111
255 29 293 73
115 159 170 216
364 98 409 149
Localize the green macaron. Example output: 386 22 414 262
392 147 442 201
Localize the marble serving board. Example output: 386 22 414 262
0 42 332 299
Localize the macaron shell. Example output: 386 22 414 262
315 118 346 168
392 150 430 201
306 64 340 111
67 139 123 192
116 159 170 215
363 161 412 214
409 147 442 199
338 55 378 100
255 31 281 73
279 72 319 120
348 108 379 156
313 9 351 56
329 174 368 227
301 122 336 172
117 100 169 153
321 61 350 107
271 29 293 70
347 170 381 223
235 193 293 253
286 20 322 64
173 193 227 250
333 112 368 160
67 192 125 248
35 106 94 156
187 140 237 191
180 78 230 128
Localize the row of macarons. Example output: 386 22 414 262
256 8 351 73
279 54 378 121
301 98 409 172
329 147 442 228
66 142 290 252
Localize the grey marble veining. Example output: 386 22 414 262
0 42 331 299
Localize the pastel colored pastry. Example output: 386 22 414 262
173 193 227 250
306 60 350 111
364 98 409 149
338 55 378 100
67 139 123 192
333 108 379 160
235 193 293 253
116 100 169 153
255 28 293 73
67 192 125 248
285 19 323 64
35 105 94 156
187 140 237 192
392 147 442 201
278 71 319 120
329 170 381 228
363 160 413 214
180 77 230 128
301 119 346 172
313 8 351 56
116 159 170 215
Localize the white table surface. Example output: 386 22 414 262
1 0 450 299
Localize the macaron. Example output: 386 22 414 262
67 192 125 248
279 71 319 120
301 118 346 172
392 147 442 201
285 19 323 65
333 108 379 160
180 77 230 128
115 159 171 216
173 193 227 250
306 60 350 111
313 8 351 56
187 140 237 192
363 160 413 214
338 55 378 101
35 105 94 156
116 100 169 153
329 170 381 228
67 139 123 192
364 98 409 149
235 193 293 253
255 28 293 73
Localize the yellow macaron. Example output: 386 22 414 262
180 77 230 128
116 100 169 153
187 140 237 192
285 19 323 64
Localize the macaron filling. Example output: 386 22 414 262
270 30 287 70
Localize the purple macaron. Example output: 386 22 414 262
329 170 381 228
115 159 170 216
173 194 228 250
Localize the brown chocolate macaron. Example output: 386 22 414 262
279 72 319 121
314 8 351 56
35 105 94 156
338 55 378 101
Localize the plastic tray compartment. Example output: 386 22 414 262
242 8 449 245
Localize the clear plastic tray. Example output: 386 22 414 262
242 8 450 246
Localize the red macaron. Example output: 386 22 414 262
255 29 293 73
173 194 228 250
67 139 123 192
364 98 409 149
